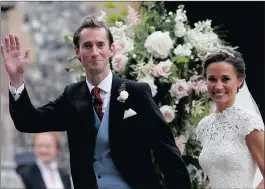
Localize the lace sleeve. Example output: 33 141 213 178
240 110 265 138
196 115 210 145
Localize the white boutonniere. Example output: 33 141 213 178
117 82 129 103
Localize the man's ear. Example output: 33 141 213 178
109 44 115 58
74 47 80 58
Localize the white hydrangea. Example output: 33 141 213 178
194 19 213 33
173 44 192 57
184 28 223 60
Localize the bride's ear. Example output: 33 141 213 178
237 77 244 88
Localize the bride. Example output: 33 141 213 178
196 48 264 188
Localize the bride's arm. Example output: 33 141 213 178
205 184 211 189
246 129 264 189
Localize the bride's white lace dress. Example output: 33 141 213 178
196 104 264 188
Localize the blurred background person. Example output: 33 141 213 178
17 132 72 189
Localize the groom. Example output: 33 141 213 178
1 16 191 189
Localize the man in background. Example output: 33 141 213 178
17 132 72 189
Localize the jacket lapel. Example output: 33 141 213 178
109 75 126 148
32 164 47 189
74 81 95 134
58 169 71 189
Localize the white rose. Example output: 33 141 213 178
160 105 175 123
153 59 173 78
144 31 174 59
111 54 128 73
170 79 189 102
138 75 158 97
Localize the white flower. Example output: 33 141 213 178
132 54 137 59
173 5 188 38
173 44 192 57
184 28 224 59
168 11 173 16
144 31 174 59
174 135 187 155
174 23 187 37
170 79 189 103
153 59 173 78
160 105 175 123
111 53 128 73
115 21 124 28
117 90 129 103
138 75 158 97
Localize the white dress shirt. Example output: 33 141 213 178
86 71 112 113
36 159 65 189
9 82 25 101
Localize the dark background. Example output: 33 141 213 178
165 1 265 120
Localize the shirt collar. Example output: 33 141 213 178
86 71 112 94
36 158 58 171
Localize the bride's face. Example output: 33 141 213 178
206 62 243 110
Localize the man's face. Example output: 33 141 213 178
33 133 59 164
75 27 115 76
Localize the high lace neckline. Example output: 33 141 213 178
215 103 238 114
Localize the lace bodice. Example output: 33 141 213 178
196 104 264 188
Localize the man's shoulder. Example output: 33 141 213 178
17 163 37 177
119 77 149 92
65 80 86 91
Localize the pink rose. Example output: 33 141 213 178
153 60 173 78
159 105 175 123
114 38 134 54
174 135 187 155
170 79 189 102
111 54 128 73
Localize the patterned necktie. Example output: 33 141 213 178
92 87 103 120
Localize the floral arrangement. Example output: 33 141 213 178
64 2 229 188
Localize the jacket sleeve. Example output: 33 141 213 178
9 85 72 133
133 83 191 189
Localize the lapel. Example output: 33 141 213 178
74 81 95 134
58 169 70 189
109 75 127 148
31 164 46 189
